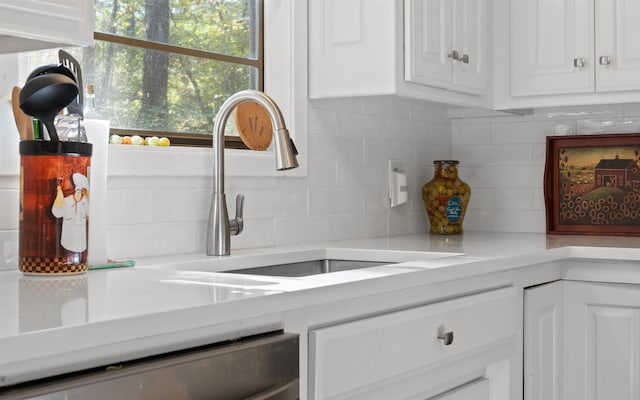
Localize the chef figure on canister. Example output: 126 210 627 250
52 172 89 253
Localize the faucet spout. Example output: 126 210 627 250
206 90 299 256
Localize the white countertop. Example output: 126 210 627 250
3 232 640 387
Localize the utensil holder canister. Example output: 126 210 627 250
19 141 92 275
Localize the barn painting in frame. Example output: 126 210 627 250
544 133 640 236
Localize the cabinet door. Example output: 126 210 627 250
524 281 566 400
595 0 640 92
511 0 594 96
451 0 487 94
405 0 486 95
0 0 93 53
405 0 454 88
525 280 640 400
563 281 640 400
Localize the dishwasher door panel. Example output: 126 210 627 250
0 332 299 400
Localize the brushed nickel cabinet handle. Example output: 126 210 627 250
599 55 611 65
460 54 469 64
573 58 585 68
448 50 460 61
438 331 454 345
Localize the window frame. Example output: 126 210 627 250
106 0 308 179
93 0 264 149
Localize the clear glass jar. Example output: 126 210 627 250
421 160 471 235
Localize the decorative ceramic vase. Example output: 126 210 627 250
422 160 470 235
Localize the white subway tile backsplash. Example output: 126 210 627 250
231 217 276 250
0 231 18 271
107 222 201 259
309 189 364 216
490 121 555 144
388 118 430 142
535 104 625 119
0 190 18 230
452 145 491 166
8 94 636 257
363 96 413 119
328 213 389 241
532 188 546 211
491 188 534 210
310 97 364 113
492 166 544 189
275 216 330 245
153 189 209 222
275 189 309 217
407 142 450 166
458 165 492 189
492 210 546 233
107 190 154 225
467 188 493 211
364 186 388 214
411 103 449 124
336 162 366 189
532 143 547 166
576 118 640 134
364 140 411 164
462 209 492 232
336 111 388 138
451 123 491 145
308 160 338 189
488 144 533 166
308 107 337 135
389 209 427 236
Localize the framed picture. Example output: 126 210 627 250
544 133 640 236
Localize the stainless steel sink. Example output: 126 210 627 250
223 259 391 277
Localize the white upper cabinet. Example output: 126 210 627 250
595 0 640 92
511 0 594 96
0 0 94 54
405 0 487 96
308 0 490 107
498 0 640 108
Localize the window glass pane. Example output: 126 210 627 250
95 0 258 59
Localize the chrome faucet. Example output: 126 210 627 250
206 90 299 256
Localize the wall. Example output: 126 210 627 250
105 97 451 259
452 103 640 233
0 89 452 268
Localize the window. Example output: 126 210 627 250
23 0 263 148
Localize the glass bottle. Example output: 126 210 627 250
422 160 471 235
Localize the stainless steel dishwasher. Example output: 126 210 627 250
0 331 299 400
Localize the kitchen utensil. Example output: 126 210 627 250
234 101 274 150
19 73 78 142
58 50 83 117
11 86 33 141
26 63 77 83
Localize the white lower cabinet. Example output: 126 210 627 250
309 287 518 400
525 280 640 400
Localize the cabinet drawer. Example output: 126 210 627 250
430 378 489 400
310 287 517 399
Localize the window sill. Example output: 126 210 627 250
107 144 306 178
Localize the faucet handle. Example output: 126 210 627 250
229 194 244 235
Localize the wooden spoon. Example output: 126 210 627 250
234 101 273 151
11 86 33 141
